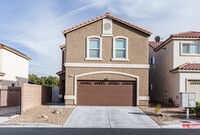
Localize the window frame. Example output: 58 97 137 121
112 36 129 61
150 57 155 65
85 36 103 60
181 43 200 56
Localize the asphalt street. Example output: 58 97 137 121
0 128 200 135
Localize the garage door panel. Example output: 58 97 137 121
89 101 106 106
78 101 91 105
77 80 136 106
188 80 200 102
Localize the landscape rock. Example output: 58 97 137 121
4 105 73 126
53 109 62 114
41 115 49 119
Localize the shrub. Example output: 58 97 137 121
196 106 200 117
196 102 200 107
190 107 196 114
155 104 162 114
190 102 200 114
196 102 200 117
168 97 174 106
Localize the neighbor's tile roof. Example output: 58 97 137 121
170 63 200 72
172 31 200 38
155 31 200 51
149 41 163 49
62 13 152 35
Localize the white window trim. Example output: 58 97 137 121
180 42 200 56
86 36 103 60
112 36 129 61
64 63 150 69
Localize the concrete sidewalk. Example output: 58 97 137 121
0 114 19 124
64 106 160 128
0 116 11 124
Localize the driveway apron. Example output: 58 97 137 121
64 106 159 128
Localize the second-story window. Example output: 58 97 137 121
86 36 102 60
112 36 129 61
89 39 100 58
115 39 126 58
182 43 200 55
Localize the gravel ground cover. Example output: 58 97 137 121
139 103 200 125
5 105 73 126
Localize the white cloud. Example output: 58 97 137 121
1 0 200 76
1 1 65 76
0 0 106 76
81 0 200 40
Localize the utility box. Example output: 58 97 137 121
180 92 196 108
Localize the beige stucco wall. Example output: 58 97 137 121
64 18 150 106
150 41 180 105
65 67 149 106
150 38 200 106
66 19 149 64
149 47 156 101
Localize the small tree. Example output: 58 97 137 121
29 74 59 87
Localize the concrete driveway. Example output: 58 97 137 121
64 106 159 128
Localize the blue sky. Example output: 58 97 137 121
0 0 200 76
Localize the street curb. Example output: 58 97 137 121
0 123 62 128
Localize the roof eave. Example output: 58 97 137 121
155 37 200 52
149 44 156 49
0 72 6 77
154 37 172 51
0 44 31 60
170 70 200 74
62 13 152 36
56 71 65 75
59 44 66 49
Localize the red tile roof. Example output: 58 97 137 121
172 31 200 38
63 13 152 35
170 63 200 72
149 41 163 49
155 31 200 51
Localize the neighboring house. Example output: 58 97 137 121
57 13 152 106
149 31 200 106
0 43 30 88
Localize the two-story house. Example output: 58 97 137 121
57 13 152 106
0 43 30 89
149 31 200 106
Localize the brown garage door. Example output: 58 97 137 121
77 80 136 106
